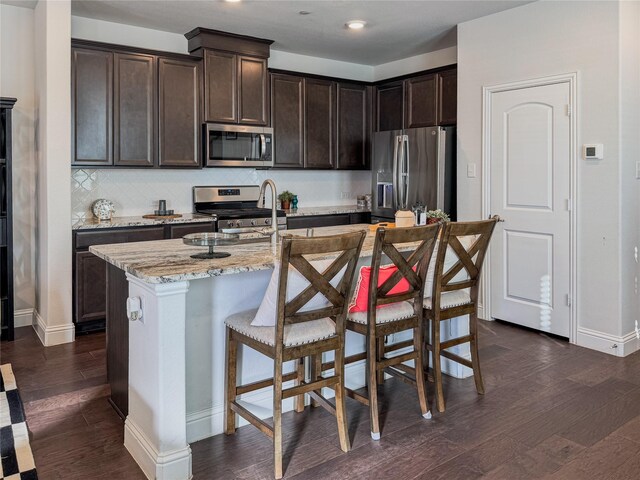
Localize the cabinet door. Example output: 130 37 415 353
336 83 369 170
204 50 237 123
75 251 107 324
287 214 350 230
437 68 457 125
72 48 113 166
113 53 156 167
304 78 336 169
375 81 404 131
168 222 214 238
158 57 201 168
271 74 304 168
405 73 438 128
238 56 268 125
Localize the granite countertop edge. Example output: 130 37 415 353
72 213 214 230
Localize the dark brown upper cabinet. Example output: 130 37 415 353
113 53 156 167
304 78 336 169
158 57 201 168
203 50 237 124
238 56 268 125
71 41 201 169
374 67 457 131
72 48 113 166
187 28 273 127
336 82 369 170
437 68 457 125
375 80 404 131
270 73 304 168
405 73 438 128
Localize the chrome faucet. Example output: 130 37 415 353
257 179 279 243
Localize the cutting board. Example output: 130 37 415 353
142 214 183 220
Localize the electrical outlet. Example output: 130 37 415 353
340 192 352 199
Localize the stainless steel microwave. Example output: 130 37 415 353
204 123 273 168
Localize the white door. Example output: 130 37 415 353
489 82 571 337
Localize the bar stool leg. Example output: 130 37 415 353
310 354 322 407
224 328 237 435
295 357 305 412
273 362 284 480
413 325 431 419
334 344 351 452
432 317 446 413
367 334 381 440
376 337 385 384
469 311 485 395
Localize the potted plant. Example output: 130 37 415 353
425 209 450 224
278 191 295 210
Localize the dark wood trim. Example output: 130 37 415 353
185 27 273 58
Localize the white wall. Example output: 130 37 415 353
34 0 74 346
71 167 371 221
618 0 640 340
458 1 636 351
0 4 36 319
373 46 457 81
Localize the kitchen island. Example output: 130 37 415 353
90 224 471 480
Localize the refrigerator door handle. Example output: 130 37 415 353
402 134 410 209
392 135 401 210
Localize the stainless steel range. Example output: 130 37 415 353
193 186 287 237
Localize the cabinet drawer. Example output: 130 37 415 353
168 223 214 239
349 212 371 225
287 214 350 230
75 226 165 249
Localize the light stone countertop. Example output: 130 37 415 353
90 224 404 284
72 213 214 230
284 205 371 217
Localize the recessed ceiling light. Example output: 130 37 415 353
299 11 311 15
346 20 366 30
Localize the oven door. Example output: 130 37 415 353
204 123 273 168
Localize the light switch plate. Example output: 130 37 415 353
467 163 476 178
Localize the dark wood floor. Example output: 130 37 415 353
2 321 640 479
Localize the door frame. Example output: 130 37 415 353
480 72 578 343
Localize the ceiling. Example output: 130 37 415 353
68 0 532 65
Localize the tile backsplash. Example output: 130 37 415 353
71 168 372 224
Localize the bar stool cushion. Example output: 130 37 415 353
347 301 415 325
226 309 337 347
423 290 472 310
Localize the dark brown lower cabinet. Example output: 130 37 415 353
106 263 129 418
287 212 370 230
73 222 214 331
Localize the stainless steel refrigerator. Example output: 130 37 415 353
371 126 456 222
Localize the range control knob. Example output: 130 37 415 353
265 218 271 225
250 219 257 226
235 220 242 228
226 220 233 227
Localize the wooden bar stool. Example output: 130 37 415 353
224 230 366 479
332 224 441 440
423 218 498 413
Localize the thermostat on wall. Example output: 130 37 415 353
583 144 604 160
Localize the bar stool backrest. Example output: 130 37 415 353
429 218 499 310
276 231 367 345
368 224 442 315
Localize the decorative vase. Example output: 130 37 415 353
92 199 115 221
427 217 439 225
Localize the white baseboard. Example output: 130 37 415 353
125 418 192 480
32 310 75 347
576 327 639 357
14 308 34 328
